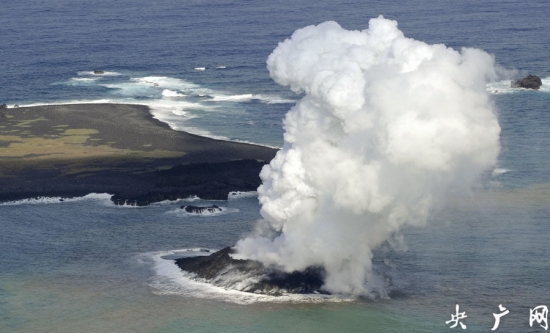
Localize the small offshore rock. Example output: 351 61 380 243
511 75 542 90
93 70 105 75
181 205 222 214
0 104 7 109
14 105 19 108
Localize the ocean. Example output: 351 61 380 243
1 0 550 332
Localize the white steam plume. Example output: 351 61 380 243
234 16 500 294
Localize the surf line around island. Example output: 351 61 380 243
0 103 278 206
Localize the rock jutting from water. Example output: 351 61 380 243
174 246 328 295
511 74 542 89
181 205 222 214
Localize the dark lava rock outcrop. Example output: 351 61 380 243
511 75 542 90
110 159 268 206
93 70 105 75
175 246 328 295
181 204 222 214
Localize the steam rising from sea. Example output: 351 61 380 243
234 16 501 295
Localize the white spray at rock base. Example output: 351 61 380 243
234 16 501 295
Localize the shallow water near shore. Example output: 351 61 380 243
1 0 550 332
1 186 550 332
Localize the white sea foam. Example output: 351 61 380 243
102 82 158 97
18 73 285 145
131 76 200 90
194 67 206 71
145 100 229 140
491 168 510 177
161 89 186 97
255 94 297 104
228 191 258 200
72 77 98 82
52 77 101 86
215 66 227 69
209 93 295 104
143 249 354 304
169 110 189 117
110 195 204 208
211 94 257 102
15 98 273 146
19 99 115 108
167 206 239 217
0 193 113 206
127 76 214 98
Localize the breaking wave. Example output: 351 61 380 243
0 193 113 206
18 72 289 146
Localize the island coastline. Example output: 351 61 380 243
0 103 277 205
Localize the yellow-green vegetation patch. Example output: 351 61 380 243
14 117 47 128
58 129 99 145
53 125 70 128
143 144 152 147
0 132 184 161
156 165 175 171
62 129 99 136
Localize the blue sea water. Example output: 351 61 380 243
1 0 550 332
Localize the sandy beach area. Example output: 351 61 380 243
0 103 277 205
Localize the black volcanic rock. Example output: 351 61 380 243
111 159 268 206
0 104 7 109
181 204 222 214
93 70 105 75
511 75 542 90
175 246 328 295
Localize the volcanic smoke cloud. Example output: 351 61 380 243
234 16 501 294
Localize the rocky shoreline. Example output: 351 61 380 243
0 104 277 205
175 247 327 295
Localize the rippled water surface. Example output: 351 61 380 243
1 0 549 332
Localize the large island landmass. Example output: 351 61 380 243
0 104 277 205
